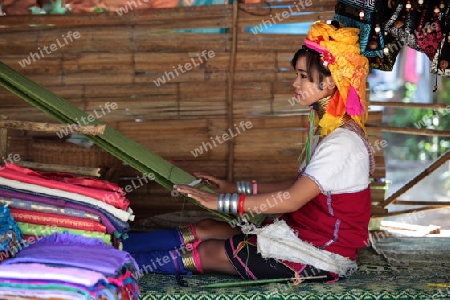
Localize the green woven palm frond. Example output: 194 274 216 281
0 61 265 226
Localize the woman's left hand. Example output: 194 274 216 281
174 184 218 210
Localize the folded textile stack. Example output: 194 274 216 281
0 163 134 254
0 232 141 299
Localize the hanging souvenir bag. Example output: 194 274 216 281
415 0 446 61
369 32 402 71
369 0 402 70
338 0 377 11
334 0 385 57
430 6 450 77
430 35 450 77
384 0 424 52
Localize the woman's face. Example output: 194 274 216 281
292 56 336 106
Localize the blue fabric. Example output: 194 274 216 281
123 229 182 253
133 248 191 276
0 205 22 256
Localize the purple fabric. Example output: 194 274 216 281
2 233 139 276
0 187 127 235
0 263 106 286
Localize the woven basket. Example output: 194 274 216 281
31 139 122 169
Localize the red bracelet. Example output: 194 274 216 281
238 193 246 215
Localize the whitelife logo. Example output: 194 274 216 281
153 50 215 87
55 102 118 139
190 121 253 157
18 31 81 68
250 0 313 34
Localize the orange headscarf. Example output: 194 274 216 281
305 21 369 136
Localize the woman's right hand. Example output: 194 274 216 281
193 172 236 193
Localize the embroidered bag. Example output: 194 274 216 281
415 0 445 61
384 0 423 52
430 5 450 77
334 0 385 57
0 205 22 261
430 34 450 77
338 0 377 11
369 32 402 71
368 0 402 70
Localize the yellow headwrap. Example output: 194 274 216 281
304 21 369 136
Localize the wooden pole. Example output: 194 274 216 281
226 0 238 182
365 124 450 137
372 205 448 218
392 200 450 206
15 161 103 177
382 150 450 208
369 101 449 110
0 120 106 135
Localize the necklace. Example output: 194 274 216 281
297 95 332 165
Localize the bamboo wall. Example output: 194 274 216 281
0 1 386 220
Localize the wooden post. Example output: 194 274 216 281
226 0 238 182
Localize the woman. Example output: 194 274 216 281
123 20 374 282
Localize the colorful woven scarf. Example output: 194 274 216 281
304 21 370 137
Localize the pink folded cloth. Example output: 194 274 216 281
0 164 129 210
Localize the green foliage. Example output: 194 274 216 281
385 80 450 161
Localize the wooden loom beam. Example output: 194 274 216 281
15 161 104 178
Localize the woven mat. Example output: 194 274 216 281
138 237 450 300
